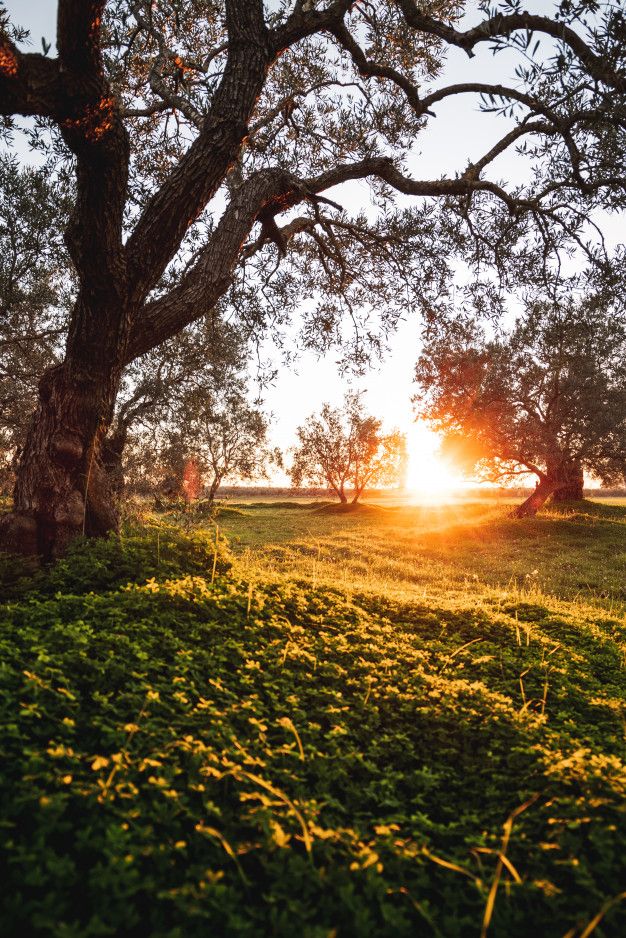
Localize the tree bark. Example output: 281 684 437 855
552 462 584 502
513 477 556 518
101 423 129 500
1 361 121 558
206 476 221 506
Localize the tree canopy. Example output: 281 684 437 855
1 0 625 554
134 333 275 505
414 290 626 515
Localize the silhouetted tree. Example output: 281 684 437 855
414 292 626 516
290 394 405 502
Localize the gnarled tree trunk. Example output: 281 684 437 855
514 477 556 518
1 359 123 559
552 462 584 502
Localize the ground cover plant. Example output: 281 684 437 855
1 500 625 936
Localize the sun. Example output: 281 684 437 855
404 422 465 497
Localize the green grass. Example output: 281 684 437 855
216 498 626 616
0 499 625 936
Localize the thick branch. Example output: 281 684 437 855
125 0 271 305
271 1 355 54
55 0 130 370
125 169 290 361
126 149 550 363
0 34 63 119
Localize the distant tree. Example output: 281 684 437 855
414 293 626 517
126 327 275 505
290 395 405 503
103 316 260 497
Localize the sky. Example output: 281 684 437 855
4 1 623 491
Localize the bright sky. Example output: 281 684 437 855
4 1 624 493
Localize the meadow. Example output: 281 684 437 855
0 496 625 936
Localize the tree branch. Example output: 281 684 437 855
397 1 626 92
124 0 272 306
0 32 63 119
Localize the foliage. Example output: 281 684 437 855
1 505 625 935
0 156 71 489
124 320 276 501
108 317 257 491
3 0 626 552
289 394 406 502
0 522 232 602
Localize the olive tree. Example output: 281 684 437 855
414 291 626 516
1 0 625 555
140 374 275 506
290 394 405 502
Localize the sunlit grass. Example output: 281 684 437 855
211 498 626 622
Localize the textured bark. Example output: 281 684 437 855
552 463 584 502
101 424 129 500
1 363 120 558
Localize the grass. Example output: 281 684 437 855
0 497 625 936
216 498 626 616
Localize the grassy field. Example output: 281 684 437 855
216 497 626 615
0 497 625 936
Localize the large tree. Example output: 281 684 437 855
414 291 626 516
0 159 261 501
290 394 405 502
1 0 625 556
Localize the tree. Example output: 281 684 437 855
104 315 261 498
148 383 274 506
0 157 257 501
290 394 405 503
414 292 626 517
1 1 625 555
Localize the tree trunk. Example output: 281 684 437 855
552 462 584 502
0 362 121 559
513 477 556 518
101 423 129 500
206 476 221 506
